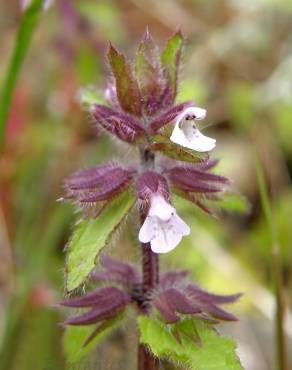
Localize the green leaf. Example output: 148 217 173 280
161 31 184 98
217 194 249 214
149 141 204 163
77 86 105 109
66 191 136 292
108 45 142 116
63 317 122 363
0 0 44 150
138 317 243 370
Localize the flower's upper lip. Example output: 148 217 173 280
149 194 175 221
176 106 207 123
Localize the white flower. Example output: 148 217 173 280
139 194 190 254
170 106 216 152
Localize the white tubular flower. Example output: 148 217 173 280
170 106 216 152
139 194 190 254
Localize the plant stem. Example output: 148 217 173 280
138 148 160 370
138 240 160 370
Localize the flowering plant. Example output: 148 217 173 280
60 30 243 369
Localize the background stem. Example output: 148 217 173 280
0 0 43 151
255 152 288 370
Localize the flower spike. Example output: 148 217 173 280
60 31 241 360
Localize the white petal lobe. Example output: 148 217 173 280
138 217 154 243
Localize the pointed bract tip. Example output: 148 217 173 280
107 42 118 57
143 26 153 42
175 27 184 38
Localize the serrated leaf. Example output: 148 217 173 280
66 191 136 292
63 317 122 363
108 45 141 116
77 86 105 109
161 31 184 99
138 317 243 370
150 141 204 163
217 194 249 214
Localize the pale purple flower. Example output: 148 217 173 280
170 106 216 152
139 194 190 254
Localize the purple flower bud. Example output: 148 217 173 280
163 159 230 214
64 163 135 206
152 280 241 324
91 105 146 143
90 256 141 287
62 287 131 326
136 171 170 202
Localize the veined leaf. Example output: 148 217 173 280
108 45 142 116
63 317 122 363
138 317 243 370
66 191 136 292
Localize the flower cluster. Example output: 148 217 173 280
65 160 228 253
60 257 240 345
64 30 229 253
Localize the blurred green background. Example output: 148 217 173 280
0 1 292 369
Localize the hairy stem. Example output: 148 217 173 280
138 148 159 370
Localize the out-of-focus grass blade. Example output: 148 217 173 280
0 0 44 150
255 152 288 370
254 153 275 246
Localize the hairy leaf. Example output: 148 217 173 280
108 45 141 116
138 317 243 370
66 191 136 292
